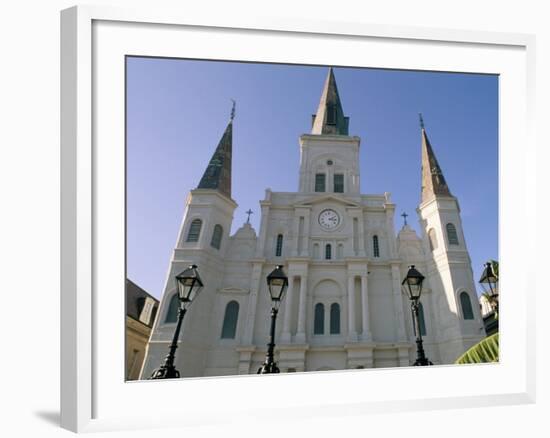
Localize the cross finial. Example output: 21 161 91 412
419 113 425 130
245 209 253 224
230 99 236 122
401 212 409 226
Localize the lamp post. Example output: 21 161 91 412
402 265 433 366
150 264 204 379
258 265 288 374
479 261 499 315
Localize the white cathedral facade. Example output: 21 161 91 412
140 68 485 378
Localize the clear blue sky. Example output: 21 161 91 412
126 57 498 300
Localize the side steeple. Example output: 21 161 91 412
197 102 234 199
311 67 349 136
420 114 452 203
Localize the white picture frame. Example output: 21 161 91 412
60 5 536 433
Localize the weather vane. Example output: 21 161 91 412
419 113 425 129
401 212 408 226
245 209 253 224
230 99 236 122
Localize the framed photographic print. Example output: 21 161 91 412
61 5 536 433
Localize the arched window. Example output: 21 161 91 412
221 300 239 339
325 244 332 260
446 223 459 245
186 219 202 242
412 302 427 336
460 292 474 320
330 303 340 334
164 294 179 323
210 224 223 249
314 303 325 334
428 228 438 251
275 234 283 257
373 235 380 258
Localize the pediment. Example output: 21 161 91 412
294 194 362 208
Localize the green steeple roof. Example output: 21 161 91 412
311 67 349 136
197 119 233 199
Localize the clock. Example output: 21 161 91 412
318 209 341 231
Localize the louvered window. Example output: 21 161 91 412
460 292 474 320
334 174 344 193
210 224 223 249
186 219 202 242
446 223 459 245
326 104 337 125
315 173 326 192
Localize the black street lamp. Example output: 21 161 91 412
402 265 433 366
258 265 288 374
150 264 204 379
479 261 499 315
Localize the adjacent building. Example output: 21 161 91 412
126 279 159 380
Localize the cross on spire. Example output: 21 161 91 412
401 212 408 226
245 209 253 224
419 113 425 130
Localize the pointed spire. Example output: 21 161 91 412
311 67 349 135
197 104 234 199
420 114 452 203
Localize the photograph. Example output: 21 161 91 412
125 58 499 380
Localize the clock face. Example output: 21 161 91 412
319 209 341 230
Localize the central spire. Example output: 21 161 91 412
311 67 349 136
420 114 452 203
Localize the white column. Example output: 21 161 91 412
347 275 358 341
296 275 308 343
281 275 295 343
361 275 371 340
391 264 407 342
